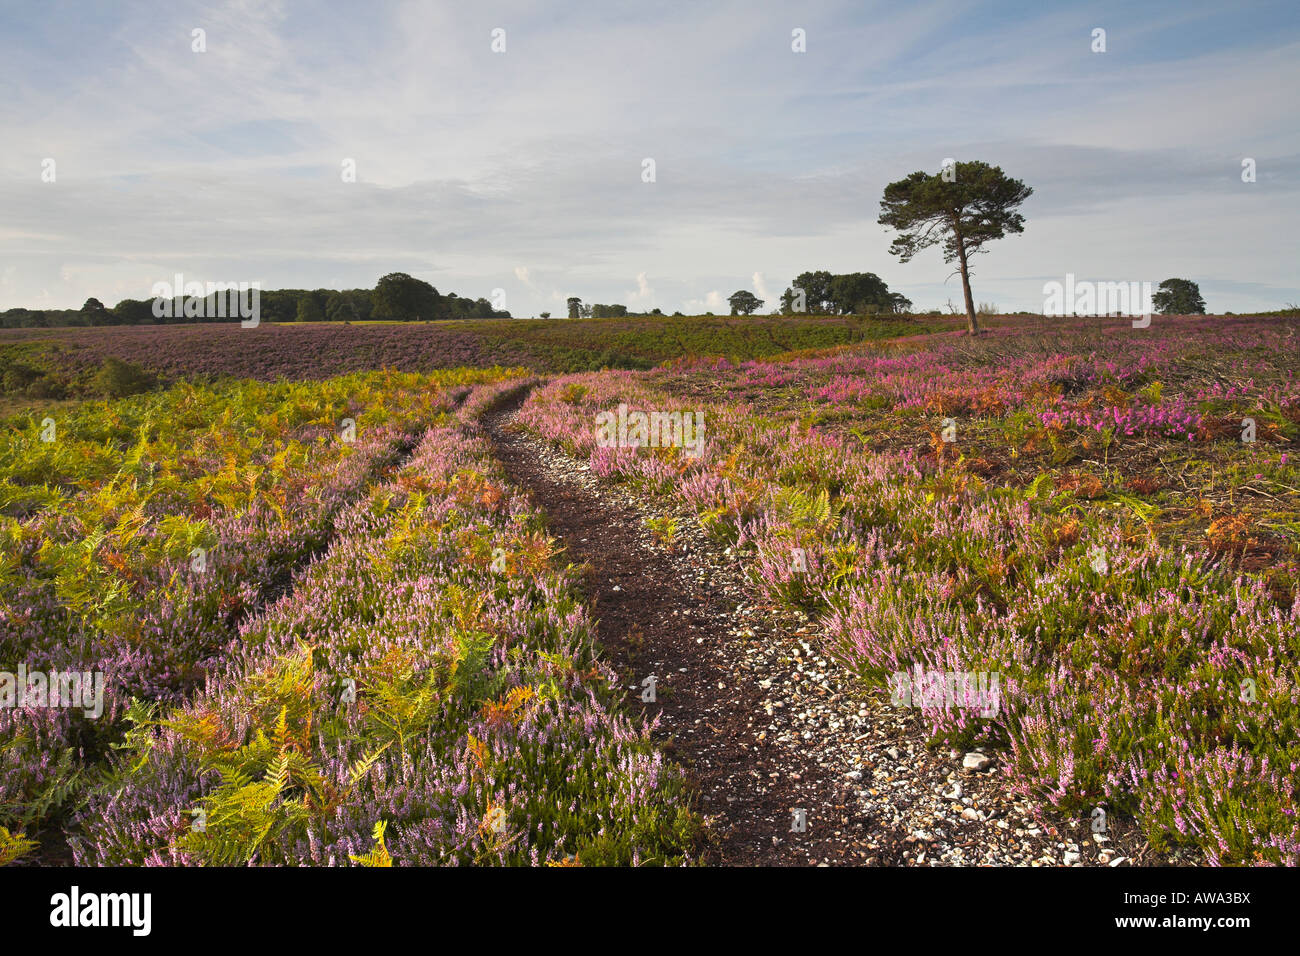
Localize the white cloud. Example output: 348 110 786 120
684 290 726 313
626 271 654 306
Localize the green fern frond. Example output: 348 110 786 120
773 486 838 531
348 820 392 867
348 741 394 787
0 826 39 866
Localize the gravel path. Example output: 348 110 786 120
486 403 1167 867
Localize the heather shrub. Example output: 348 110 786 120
515 316 1300 864
69 386 697 866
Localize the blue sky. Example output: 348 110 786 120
1 0 1296 314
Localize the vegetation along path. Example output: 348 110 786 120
485 394 1160 866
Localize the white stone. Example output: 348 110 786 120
962 752 992 771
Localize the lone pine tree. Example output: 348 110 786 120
879 161 1032 335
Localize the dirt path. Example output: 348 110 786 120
487 403 868 865
486 398 1160 867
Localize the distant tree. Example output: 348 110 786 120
827 273 890 314
579 304 593 318
335 291 370 322
650 308 663 315
259 290 299 324
778 272 907 315
567 297 582 319
80 297 112 326
727 290 763 315
442 292 502 320
355 291 376 321
112 298 153 325
1152 278 1206 315
784 270 834 314
879 160 1032 335
539 311 551 319
473 295 506 317
372 273 440 321
468 297 496 318
888 292 913 313
296 294 325 323
591 303 628 318
324 292 354 322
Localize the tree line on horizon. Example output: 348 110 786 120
562 271 914 320
0 273 511 329
715 273 914 317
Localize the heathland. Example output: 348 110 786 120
2 312 1296 866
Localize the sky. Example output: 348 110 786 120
1 0 1297 315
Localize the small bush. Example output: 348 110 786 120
91 357 154 399
2 363 40 394
25 374 66 400
559 382 589 406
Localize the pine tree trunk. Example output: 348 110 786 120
955 235 979 335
